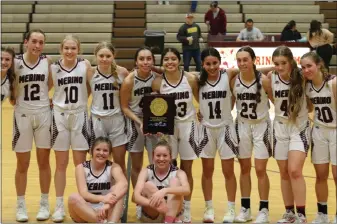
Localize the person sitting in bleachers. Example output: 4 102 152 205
307 19 334 70
236 19 264 42
280 20 302 42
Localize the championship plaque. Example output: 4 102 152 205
143 94 175 135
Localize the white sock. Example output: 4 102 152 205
56 197 64 207
17 195 25 203
205 200 213 208
184 200 191 210
228 201 235 209
41 193 49 202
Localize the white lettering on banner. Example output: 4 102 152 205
215 47 310 68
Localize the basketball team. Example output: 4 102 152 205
1 29 336 223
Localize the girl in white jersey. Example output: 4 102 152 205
89 42 128 175
301 52 337 224
230 46 272 223
134 140 190 223
264 46 310 223
120 47 159 190
13 29 53 222
197 48 239 223
68 136 128 223
152 47 199 223
50 35 92 222
1 46 16 104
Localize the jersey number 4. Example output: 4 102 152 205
208 101 221 119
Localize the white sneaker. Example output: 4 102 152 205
311 212 329 223
253 208 269 223
158 1 163 4
183 207 191 223
36 200 50 221
136 205 142 220
52 203 65 223
296 213 307 224
222 207 235 223
235 207 252 223
16 200 28 222
164 1 170 5
203 207 214 223
277 210 296 223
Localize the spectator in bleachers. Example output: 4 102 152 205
280 20 302 42
158 1 169 5
204 1 227 42
177 13 203 72
236 19 264 42
190 1 197 13
307 20 334 70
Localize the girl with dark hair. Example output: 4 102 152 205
264 46 310 223
120 46 159 219
68 137 128 223
198 47 239 223
280 20 302 42
1 46 16 104
88 42 129 175
307 20 334 70
230 46 272 223
301 51 336 224
152 47 199 223
13 29 53 222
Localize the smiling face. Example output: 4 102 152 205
300 57 320 81
92 142 111 164
273 56 292 78
236 51 254 73
136 49 154 74
1 51 13 74
96 47 114 69
203 55 220 79
153 145 172 169
162 51 180 73
24 32 45 57
61 39 79 63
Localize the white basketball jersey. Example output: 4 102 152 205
129 70 155 117
146 164 178 190
14 54 50 114
1 75 10 103
306 76 336 128
160 71 195 122
233 73 269 122
199 71 233 127
83 160 114 195
90 68 123 116
52 58 88 112
271 73 307 122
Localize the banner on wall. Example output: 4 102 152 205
215 47 310 69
